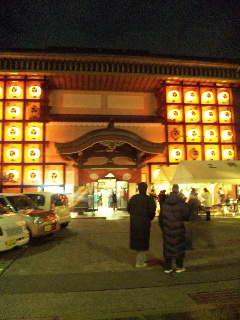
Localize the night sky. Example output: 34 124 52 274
1 0 240 60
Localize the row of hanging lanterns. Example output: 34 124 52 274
5 125 41 139
171 147 235 160
170 128 233 141
5 169 60 182
6 147 41 160
0 85 42 98
168 108 232 121
167 89 230 104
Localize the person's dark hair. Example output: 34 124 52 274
204 188 208 192
172 184 179 193
138 182 148 194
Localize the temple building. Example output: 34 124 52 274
0 48 240 209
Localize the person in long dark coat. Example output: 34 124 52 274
159 184 190 273
127 182 156 268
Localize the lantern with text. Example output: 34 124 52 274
168 90 180 102
29 86 41 98
6 169 19 181
186 109 198 121
185 90 197 103
203 110 215 121
187 128 199 140
27 170 40 181
218 91 229 104
170 128 180 140
220 110 231 122
9 86 21 97
7 148 20 161
205 129 217 140
8 126 20 139
189 148 199 160
171 148 182 160
27 148 40 160
221 130 233 141
168 108 180 120
206 148 217 159
202 91 214 104
223 148 234 159
7 106 21 117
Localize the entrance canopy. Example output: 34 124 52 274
171 160 240 184
154 166 177 184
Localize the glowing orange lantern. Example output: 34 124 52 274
187 128 199 140
168 108 180 120
203 110 215 120
9 86 21 96
8 106 21 117
29 86 41 97
189 148 199 160
168 90 180 102
170 128 180 140
48 169 60 182
221 130 233 141
220 110 231 121
171 148 182 159
8 126 20 138
7 148 20 160
27 148 40 159
218 91 229 104
28 126 41 138
206 148 217 159
27 169 40 181
6 169 19 180
202 91 214 103
223 148 234 159
185 90 197 102
205 129 217 139
186 109 198 120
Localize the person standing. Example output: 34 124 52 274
111 190 117 211
127 182 156 268
159 184 190 273
186 189 201 249
202 188 212 221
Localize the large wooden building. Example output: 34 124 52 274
0 48 240 209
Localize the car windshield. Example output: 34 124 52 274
6 195 39 211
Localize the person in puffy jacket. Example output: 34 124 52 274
159 184 190 273
127 182 156 268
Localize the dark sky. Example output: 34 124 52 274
1 0 240 59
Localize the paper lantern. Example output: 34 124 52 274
29 86 41 97
202 91 214 103
220 110 231 121
168 108 180 120
185 90 197 102
27 169 40 181
170 128 180 140
168 90 180 101
186 109 198 120
7 106 21 117
187 128 199 140
8 126 21 137
171 148 182 159
206 148 217 159
48 169 60 182
9 86 21 96
28 126 41 138
223 148 234 159
205 129 217 139
189 148 199 160
203 110 215 120
7 148 20 159
221 130 233 141
218 91 229 104
27 148 40 159
6 169 19 180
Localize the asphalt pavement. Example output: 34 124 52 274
0 209 240 320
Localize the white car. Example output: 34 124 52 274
24 192 71 228
0 206 29 251
0 194 60 238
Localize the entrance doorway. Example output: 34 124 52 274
86 178 128 211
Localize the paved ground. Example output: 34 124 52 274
0 210 240 320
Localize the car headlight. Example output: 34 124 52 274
33 216 44 224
